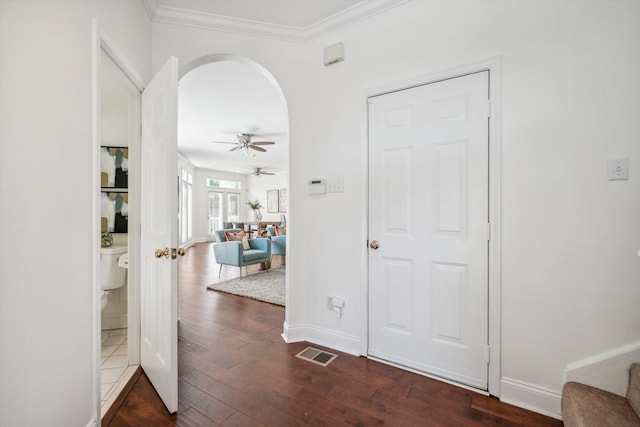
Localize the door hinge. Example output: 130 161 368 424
487 222 492 241
485 345 491 364
487 100 492 118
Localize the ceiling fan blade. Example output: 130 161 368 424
250 145 267 152
210 141 237 144
251 141 275 145
229 145 243 152
261 171 275 175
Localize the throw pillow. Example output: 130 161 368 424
240 236 250 250
275 225 287 236
225 231 250 250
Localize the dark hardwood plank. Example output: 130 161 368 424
101 367 142 426
107 372 177 427
107 242 563 427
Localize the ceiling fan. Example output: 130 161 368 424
210 133 275 153
251 167 275 177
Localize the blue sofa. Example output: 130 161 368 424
213 229 271 277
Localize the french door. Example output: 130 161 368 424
207 190 241 239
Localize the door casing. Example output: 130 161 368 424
92 22 145 422
361 57 502 396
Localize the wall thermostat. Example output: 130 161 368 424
309 179 326 194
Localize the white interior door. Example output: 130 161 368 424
368 71 490 390
140 57 179 412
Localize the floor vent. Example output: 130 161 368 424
295 347 338 367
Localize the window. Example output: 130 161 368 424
180 168 193 243
208 192 222 235
227 193 240 223
206 178 241 189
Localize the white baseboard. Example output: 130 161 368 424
183 237 205 248
500 377 562 420
565 340 640 396
281 322 360 356
102 313 127 330
86 419 98 427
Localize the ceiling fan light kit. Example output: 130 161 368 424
210 133 275 156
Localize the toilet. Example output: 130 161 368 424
100 291 109 311
100 244 128 302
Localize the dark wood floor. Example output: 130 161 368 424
107 242 562 426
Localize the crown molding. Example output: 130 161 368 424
145 0 411 44
140 0 159 21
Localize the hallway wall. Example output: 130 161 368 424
0 1 150 425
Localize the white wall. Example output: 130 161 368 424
155 0 640 417
302 0 640 416
247 173 288 223
0 1 150 425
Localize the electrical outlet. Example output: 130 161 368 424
327 296 345 318
327 296 345 309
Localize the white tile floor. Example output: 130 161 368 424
101 328 136 414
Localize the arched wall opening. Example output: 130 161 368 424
178 53 291 309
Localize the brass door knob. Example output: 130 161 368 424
370 240 380 249
177 248 186 256
155 248 170 259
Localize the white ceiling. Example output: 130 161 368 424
147 0 408 173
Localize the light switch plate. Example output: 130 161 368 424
608 158 629 180
326 178 344 193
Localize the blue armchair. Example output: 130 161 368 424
213 229 271 278
266 227 286 260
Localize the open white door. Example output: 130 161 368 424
140 57 179 413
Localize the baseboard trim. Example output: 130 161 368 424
500 377 562 420
184 238 205 248
282 322 360 356
565 340 640 396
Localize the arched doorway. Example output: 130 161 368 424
177 54 289 299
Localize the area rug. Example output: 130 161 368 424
207 267 285 306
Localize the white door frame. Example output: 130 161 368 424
91 21 145 422
361 57 502 396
